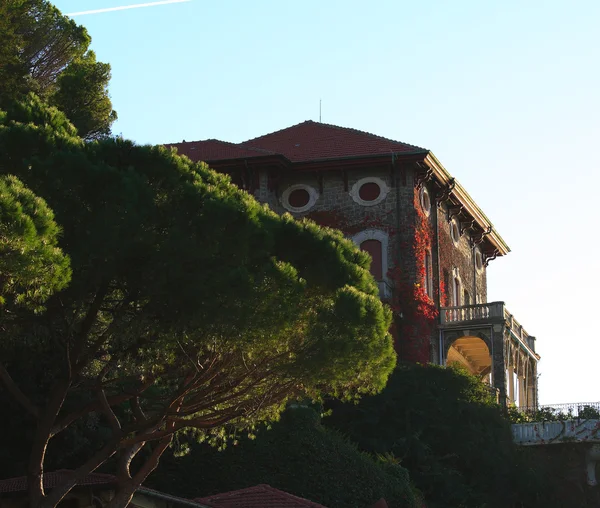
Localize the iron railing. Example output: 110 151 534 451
516 402 600 421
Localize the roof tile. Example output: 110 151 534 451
164 121 426 165
244 120 426 162
196 484 328 508
166 139 277 162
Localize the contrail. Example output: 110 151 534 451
67 0 190 17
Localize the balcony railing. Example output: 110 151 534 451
440 301 538 356
440 302 504 324
517 402 600 420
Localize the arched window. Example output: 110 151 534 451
463 289 471 305
424 250 432 297
360 239 383 280
453 277 461 306
352 230 390 298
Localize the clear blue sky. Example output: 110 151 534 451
54 0 599 405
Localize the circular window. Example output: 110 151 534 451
450 218 461 244
288 188 310 208
358 182 381 202
350 177 389 206
475 249 484 271
281 184 318 213
420 186 431 216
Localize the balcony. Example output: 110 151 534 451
440 301 537 356
439 302 539 408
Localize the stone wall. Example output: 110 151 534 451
256 166 419 296
435 196 487 306
251 164 493 365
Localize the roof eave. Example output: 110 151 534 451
290 150 429 170
424 152 511 256
136 487 211 508
205 154 290 167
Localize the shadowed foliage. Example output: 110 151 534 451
324 364 558 508
146 407 421 508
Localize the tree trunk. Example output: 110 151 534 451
27 380 70 508
106 436 173 508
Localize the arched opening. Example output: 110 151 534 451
352 230 390 298
360 239 383 280
446 336 492 383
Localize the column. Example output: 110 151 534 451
518 376 526 409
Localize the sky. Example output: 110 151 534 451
53 0 600 405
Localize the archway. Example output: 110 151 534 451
446 336 492 383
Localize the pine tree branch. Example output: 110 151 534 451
0 362 40 418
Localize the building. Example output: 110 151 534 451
166 120 539 408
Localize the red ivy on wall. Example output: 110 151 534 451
306 188 438 364
387 190 438 363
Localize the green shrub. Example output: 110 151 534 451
324 363 556 508
147 406 420 508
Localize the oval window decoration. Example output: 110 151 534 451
420 186 431 216
475 249 484 271
281 184 319 213
350 177 389 206
359 182 381 202
450 218 461 245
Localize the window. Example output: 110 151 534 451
350 177 390 206
464 289 471 305
443 269 450 305
352 229 390 298
424 250 433 297
281 184 319 213
288 188 310 208
420 186 431 216
475 248 484 271
453 277 461 306
359 182 381 202
360 239 383 280
450 218 461 245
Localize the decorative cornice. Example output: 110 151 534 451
484 248 500 267
471 225 493 247
415 166 434 189
424 153 510 256
436 178 456 207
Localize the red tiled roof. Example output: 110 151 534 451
166 139 278 162
165 121 427 166
243 121 426 163
196 484 328 508
0 470 117 494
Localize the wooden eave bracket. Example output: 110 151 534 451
415 166 434 189
471 225 493 247
484 248 500 267
460 219 476 236
435 178 456 207
447 204 463 223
